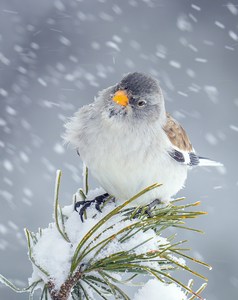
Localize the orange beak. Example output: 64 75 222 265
112 90 129 106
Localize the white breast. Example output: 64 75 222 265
65 105 188 206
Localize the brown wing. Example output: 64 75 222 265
163 113 193 152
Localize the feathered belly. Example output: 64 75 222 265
77 119 188 206
86 147 188 206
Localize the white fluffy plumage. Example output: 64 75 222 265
64 72 222 206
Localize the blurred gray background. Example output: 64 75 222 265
0 0 237 299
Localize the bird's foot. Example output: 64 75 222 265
132 199 162 218
148 198 162 210
146 198 162 217
74 193 110 222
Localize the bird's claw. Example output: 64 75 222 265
132 198 161 219
74 193 109 222
95 201 102 213
145 198 161 217
77 201 92 222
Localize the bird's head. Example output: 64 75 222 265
99 72 166 125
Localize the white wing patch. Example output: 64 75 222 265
169 147 199 166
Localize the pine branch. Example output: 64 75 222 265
0 170 209 300
47 269 83 300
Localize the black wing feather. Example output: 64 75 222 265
169 149 200 166
189 152 200 166
169 149 185 163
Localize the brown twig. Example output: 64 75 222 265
47 269 83 300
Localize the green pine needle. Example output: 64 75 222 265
0 170 209 300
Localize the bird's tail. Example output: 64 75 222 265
198 156 223 167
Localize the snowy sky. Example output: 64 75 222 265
0 0 238 299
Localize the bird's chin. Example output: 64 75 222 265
108 106 127 118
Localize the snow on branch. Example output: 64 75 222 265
0 170 209 299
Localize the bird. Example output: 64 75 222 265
64 72 222 218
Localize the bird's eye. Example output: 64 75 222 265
137 100 147 107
